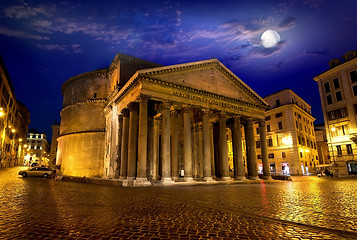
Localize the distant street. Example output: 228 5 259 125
0 166 356 239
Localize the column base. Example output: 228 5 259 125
161 177 174 184
184 177 194 182
203 177 214 182
249 176 259 180
171 176 179 182
220 176 232 181
263 176 273 180
134 178 151 186
121 180 134 187
235 176 246 181
119 176 127 181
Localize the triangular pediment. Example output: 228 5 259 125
137 59 269 109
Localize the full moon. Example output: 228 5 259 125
261 30 280 48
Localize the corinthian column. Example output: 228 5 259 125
127 102 138 182
171 109 179 181
202 109 213 181
119 109 130 180
152 116 160 180
259 120 272 180
219 112 231 181
183 105 194 182
233 116 245 180
135 95 150 185
161 101 173 183
245 117 258 180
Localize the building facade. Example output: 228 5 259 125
0 56 30 168
314 50 357 176
24 129 50 167
57 54 273 185
253 89 318 175
49 122 60 168
314 123 330 169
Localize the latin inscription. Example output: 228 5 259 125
173 91 248 112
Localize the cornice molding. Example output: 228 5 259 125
61 69 109 94
61 98 107 115
58 129 105 139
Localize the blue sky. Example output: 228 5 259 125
0 0 357 138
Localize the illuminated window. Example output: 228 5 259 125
282 152 286 158
268 153 274 158
336 145 342 156
347 144 353 155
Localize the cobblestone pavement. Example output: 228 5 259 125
1 167 356 239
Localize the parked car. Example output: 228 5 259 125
19 167 54 178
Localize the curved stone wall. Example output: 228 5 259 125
57 70 110 177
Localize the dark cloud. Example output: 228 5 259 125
279 17 296 28
303 49 329 56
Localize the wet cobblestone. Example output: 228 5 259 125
1 167 356 239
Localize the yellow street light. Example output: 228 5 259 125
19 138 22 142
0 108 4 117
11 129 16 133
331 126 336 132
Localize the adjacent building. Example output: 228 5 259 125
49 122 60 168
57 54 273 184
314 50 357 176
0 55 30 168
314 123 330 169
253 89 318 175
24 129 50 167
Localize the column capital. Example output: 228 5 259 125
170 109 178 116
218 112 227 118
233 114 242 119
161 101 171 110
258 119 266 127
137 94 149 103
182 105 191 113
121 108 130 118
127 102 139 111
201 108 210 115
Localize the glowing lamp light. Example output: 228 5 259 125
305 149 310 153
11 129 16 133
24 144 27 148
0 108 4 117
331 127 336 132
19 138 22 142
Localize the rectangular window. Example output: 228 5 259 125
278 122 283 130
268 153 274 159
257 154 262 159
268 138 273 147
336 145 342 156
336 91 342 101
347 144 353 155
324 82 331 93
350 70 357 83
256 141 261 149
333 78 340 89
265 116 271 121
276 112 283 118
276 99 280 107
295 121 299 129
282 152 286 158
326 95 333 105
353 85 357 96
267 125 271 132
256 127 259 134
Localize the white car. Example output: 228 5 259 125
19 167 54 178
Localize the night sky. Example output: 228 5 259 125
0 0 357 139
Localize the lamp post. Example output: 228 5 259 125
329 126 337 176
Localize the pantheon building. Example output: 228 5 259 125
56 54 272 185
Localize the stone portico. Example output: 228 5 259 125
102 58 271 185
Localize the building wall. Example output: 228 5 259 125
0 56 30 168
49 123 60 168
254 89 318 175
58 69 109 178
24 132 49 166
314 51 357 176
